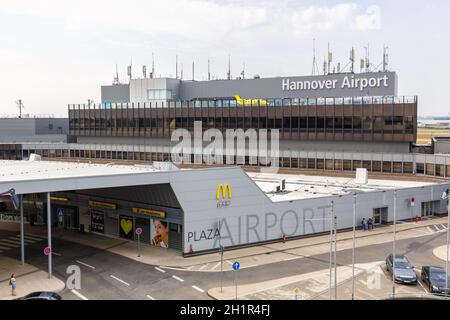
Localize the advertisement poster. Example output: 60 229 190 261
119 215 134 239
90 209 104 233
150 219 169 248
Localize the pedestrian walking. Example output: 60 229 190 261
9 274 16 296
368 217 374 230
361 218 366 231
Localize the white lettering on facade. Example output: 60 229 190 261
282 75 389 92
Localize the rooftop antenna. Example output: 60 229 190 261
360 58 365 73
127 58 132 82
208 57 211 81
227 54 231 80
241 61 245 79
192 61 195 81
142 65 147 78
151 52 155 78
176 55 178 79
327 42 333 74
181 62 183 80
383 46 389 72
113 64 120 85
364 44 370 73
312 38 319 75
15 99 24 118
349 47 355 73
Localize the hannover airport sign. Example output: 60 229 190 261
282 74 389 92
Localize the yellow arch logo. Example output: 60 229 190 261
216 184 232 200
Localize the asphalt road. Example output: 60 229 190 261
0 227 448 300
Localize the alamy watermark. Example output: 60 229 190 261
170 121 280 173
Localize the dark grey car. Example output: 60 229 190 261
421 266 450 296
15 291 62 300
386 254 417 284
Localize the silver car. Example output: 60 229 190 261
386 254 417 284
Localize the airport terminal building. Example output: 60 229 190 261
3 71 450 178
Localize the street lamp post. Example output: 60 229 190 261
392 190 397 299
329 201 333 300
446 192 450 292
352 193 356 300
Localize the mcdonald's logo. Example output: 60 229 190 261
216 184 232 208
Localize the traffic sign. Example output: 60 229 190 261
57 208 64 217
232 261 240 271
135 227 142 235
293 287 300 294
43 246 52 256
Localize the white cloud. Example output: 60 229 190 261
355 5 382 31
0 1 379 41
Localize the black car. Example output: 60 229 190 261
15 291 62 300
386 254 417 284
421 266 450 296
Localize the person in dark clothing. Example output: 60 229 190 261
367 217 374 230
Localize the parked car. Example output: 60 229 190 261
421 266 450 296
386 254 417 284
14 291 62 300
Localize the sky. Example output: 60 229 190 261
0 0 449 117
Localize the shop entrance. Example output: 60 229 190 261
373 207 388 225
51 205 79 230
421 201 439 217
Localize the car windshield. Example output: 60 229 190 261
430 272 449 281
394 260 411 269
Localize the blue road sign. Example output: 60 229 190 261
232 261 240 271
57 208 64 217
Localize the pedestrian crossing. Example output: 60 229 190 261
426 223 449 234
0 233 47 254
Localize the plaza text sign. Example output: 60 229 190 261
282 74 389 92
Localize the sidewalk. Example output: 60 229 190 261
0 216 446 271
432 244 450 262
0 256 65 300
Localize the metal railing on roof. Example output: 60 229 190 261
68 96 417 110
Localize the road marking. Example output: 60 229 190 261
76 260 96 270
9 237 35 243
199 263 209 271
427 226 434 234
0 241 19 248
172 275 184 282
241 264 257 269
155 267 166 273
71 289 89 300
417 279 428 293
26 233 48 240
146 295 156 300
212 262 222 270
226 260 233 265
192 285 205 293
1 239 22 244
52 252 62 256
110 275 130 286
23 235 45 241
283 257 298 261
